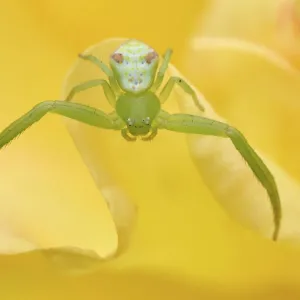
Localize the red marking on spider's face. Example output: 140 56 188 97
145 51 158 64
111 53 124 63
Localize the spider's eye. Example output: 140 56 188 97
143 117 151 125
127 118 134 126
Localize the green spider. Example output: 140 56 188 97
0 39 281 240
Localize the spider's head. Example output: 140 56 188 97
116 91 161 139
109 40 159 94
126 116 152 136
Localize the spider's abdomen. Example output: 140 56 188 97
116 91 161 136
109 40 159 94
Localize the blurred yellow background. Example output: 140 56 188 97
0 0 300 299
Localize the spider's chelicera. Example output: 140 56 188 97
0 39 282 241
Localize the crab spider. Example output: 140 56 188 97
0 39 281 240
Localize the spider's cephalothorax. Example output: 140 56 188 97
109 39 159 94
115 91 161 141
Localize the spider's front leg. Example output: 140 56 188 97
158 111 281 241
151 48 173 92
78 53 121 95
0 101 125 150
159 77 205 112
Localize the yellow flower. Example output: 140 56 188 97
179 0 300 242
1 1 300 299
193 0 300 68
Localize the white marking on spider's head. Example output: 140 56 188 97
109 39 159 94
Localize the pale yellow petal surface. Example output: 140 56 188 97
197 0 300 68
21 0 209 60
179 36 300 241
0 2 117 257
60 38 300 295
275 0 300 66
2 1 300 299
0 0 209 257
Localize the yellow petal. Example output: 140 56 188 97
62 38 219 260
275 0 300 67
61 38 300 287
24 0 208 60
64 39 298 268
196 0 300 68
0 2 117 257
179 36 300 242
3 0 300 298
